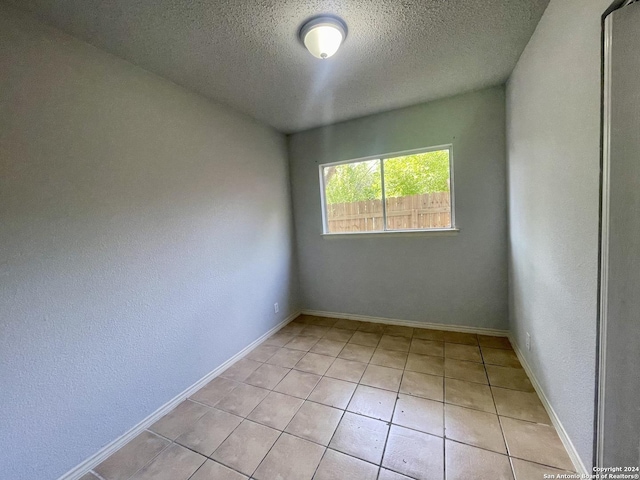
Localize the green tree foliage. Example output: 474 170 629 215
384 150 450 197
324 160 381 204
324 150 450 204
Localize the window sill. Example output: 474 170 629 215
321 228 460 239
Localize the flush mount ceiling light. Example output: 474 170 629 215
299 16 347 59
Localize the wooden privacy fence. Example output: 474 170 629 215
326 192 451 232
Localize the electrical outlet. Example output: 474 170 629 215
274 303 279 314
526 332 531 351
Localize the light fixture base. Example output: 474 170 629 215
299 15 347 59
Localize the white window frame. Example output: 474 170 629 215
319 144 457 236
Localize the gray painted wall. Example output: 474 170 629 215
506 0 612 467
602 2 640 467
288 87 508 329
0 5 298 480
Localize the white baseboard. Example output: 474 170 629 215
302 309 509 337
509 336 588 475
57 310 301 480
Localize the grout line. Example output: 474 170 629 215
185 462 207 480
377 391 399 479
488 365 511 465
507 455 577 473
444 436 510 457
143 429 173 443
508 456 517 480
178 441 245 478
309 387 354 479
310 447 330 479
113 435 174 480
443 425 447 480
444 434 549 473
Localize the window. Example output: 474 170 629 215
320 146 454 234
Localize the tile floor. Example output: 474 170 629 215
82 315 577 480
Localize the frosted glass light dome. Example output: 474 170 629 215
300 17 347 59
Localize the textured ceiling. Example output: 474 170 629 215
8 0 549 133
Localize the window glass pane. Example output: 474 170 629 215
383 149 452 230
323 159 383 233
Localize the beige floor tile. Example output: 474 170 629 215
478 335 512 350
325 358 368 383
413 328 447 341
492 387 550 424
445 440 513 480
214 383 269 417
220 359 262 382
443 332 478 345
190 460 248 480
406 353 445 376
482 347 521 368
410 338 444 357
378 335 411 352
211 420 280 476
444 358 488 384
382 425 444 480
294 352 335 376
308 377 357 409
265 348 306 368
95 431 169 480
293 316 309 323
360 364 403 391
175 408 242 456
384 325 414 338
511 458 576 480
393 394 443 436
378 469 414 480
285 401 343 445
310 316 339 327
486 365 534 392
263 332 295 347
370 348 408 369
79 474 99 480
245 345 280 363
444 343 482 363
285 335 320 352
282 322 306 334
314 449 379 480
149 400 210 440
130 443 205 480
190 377 240 407
273 369 321 399
247 391 304 430
400 371 444 402
349 331 382 347
357 322 386 334
444 404 506 453
333 319 362 330
338 343 375 363
347 385 397 421
324 328 355 342
329 412 390 464
254 433 325 480
310 338 346 357
244 363 290 390
444 378 495 413
301 324 330 338
500 417 574 471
